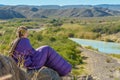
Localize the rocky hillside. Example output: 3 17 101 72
0 5 120 19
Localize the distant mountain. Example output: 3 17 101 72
36 4 120 11
31 4 120 11
0 4 4 6
61 5 93 9
95 4 120 11
0 5 120 19
38 5 61 9
0 9 25 19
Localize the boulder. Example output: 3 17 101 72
0 54 27 80
0 54 62 80
27 67 61 80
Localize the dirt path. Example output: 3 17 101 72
81 48 120 80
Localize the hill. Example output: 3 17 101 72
0 5 120 19
0 9 25 19
95 4 120 11
12 6 118 18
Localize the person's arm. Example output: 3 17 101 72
20 38 36 67
22 38 36 56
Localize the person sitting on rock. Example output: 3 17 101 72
9 26 72 76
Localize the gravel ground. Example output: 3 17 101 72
81 48 120 80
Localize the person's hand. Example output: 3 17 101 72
0 74 12 80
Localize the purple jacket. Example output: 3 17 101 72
12 38 72 76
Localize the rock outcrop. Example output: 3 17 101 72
0 54 61 80
0 54 27 80
27 67 61 80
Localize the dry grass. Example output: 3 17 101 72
61 23 100 39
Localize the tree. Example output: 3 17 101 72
50 19 63 27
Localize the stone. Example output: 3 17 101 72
0 54 62 80
0 54 27 80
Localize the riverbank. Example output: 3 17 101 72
70 38 120 54
81 48 120 80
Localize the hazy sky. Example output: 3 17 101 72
0 0 120 5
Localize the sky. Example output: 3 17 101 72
0 0 120 6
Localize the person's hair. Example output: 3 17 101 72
9 26 28 56
16 26 28 38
